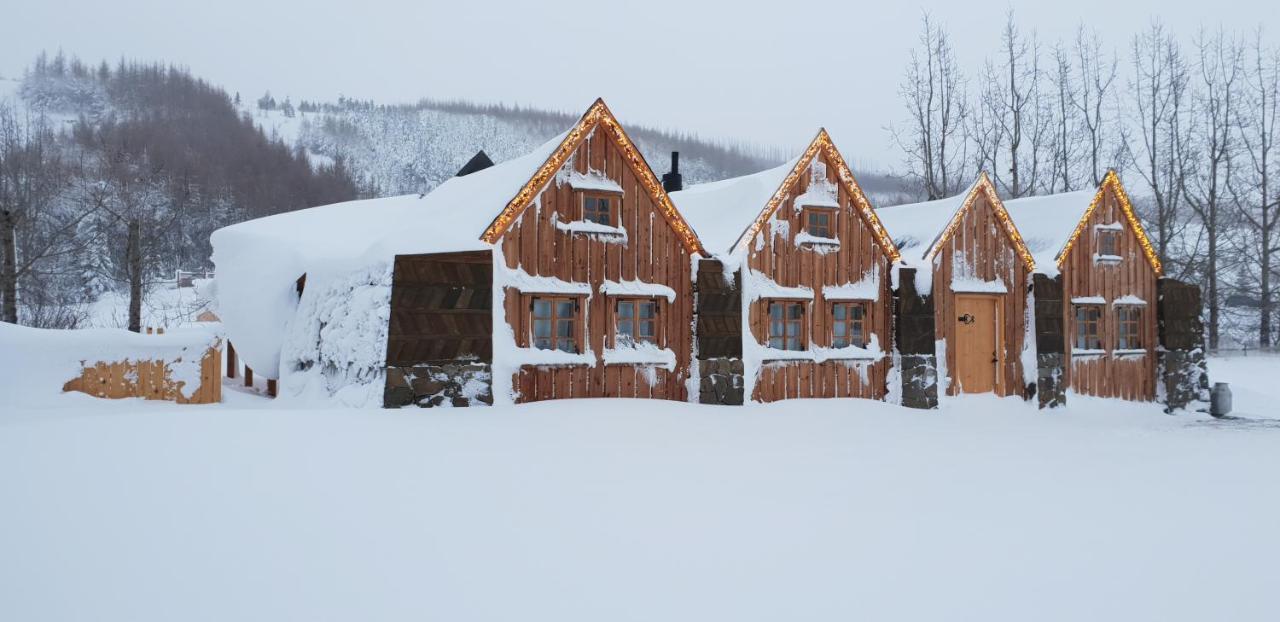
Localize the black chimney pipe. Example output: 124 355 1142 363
662 151 682 192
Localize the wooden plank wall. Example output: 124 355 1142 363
386 251 493 365
1061 185 1159 400
932 192 1030 397
745 151 894 402
62 342 222 404
499 125 694 403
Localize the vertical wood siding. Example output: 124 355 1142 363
1061 185 1159 400
932 192 1030 397
745 151 893 402
499 126 694 403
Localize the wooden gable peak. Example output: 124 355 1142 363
478 98 704 255
923 171 1036 273
730 128 900 262
1055 170 1163 275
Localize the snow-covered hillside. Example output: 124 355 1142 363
2 356 1278 621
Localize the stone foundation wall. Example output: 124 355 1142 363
698 357 744 405
1032 274 1066 408
1036 353 1066 409
894 268 939 409
384 362 493 408
1157 278 1210 412
898 353 939 410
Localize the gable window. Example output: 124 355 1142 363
615 298 659 346
803 207 835 239
768 301 806 351
531 296 580 353
582 193 619 227
1116 306 1144 350
1098 229 1120 257
831 302 867 348
1074 305 1103 350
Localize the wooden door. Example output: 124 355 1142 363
954 295 1002 394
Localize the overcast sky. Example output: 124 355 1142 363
2 0 1272 168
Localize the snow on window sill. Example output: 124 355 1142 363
513 347 595 368
1113 349 1147 357
1093 254 1123 265
600 278 676 302
1071 296 1106 305
556 219 628 242
1072 349 1107 358
1112 295 1147 306
757 344 883 363
794 231 841 253
563 169 624 193
602 341 676 370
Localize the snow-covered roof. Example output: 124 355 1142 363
210 130 568 378
671 129 897 264
1002 189 1096 275
874 179 979 265
671 158 799 255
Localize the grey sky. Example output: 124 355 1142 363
2 0 1271 168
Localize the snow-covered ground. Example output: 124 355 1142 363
2 358 1278 621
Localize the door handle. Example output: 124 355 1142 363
959 313 975 325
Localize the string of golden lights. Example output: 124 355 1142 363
732 129 901 262
1055 170 1163 275
479 99 703 256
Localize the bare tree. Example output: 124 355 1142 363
83 145 175 333
1128 21 1196 272
1046 42 1080 192
0 103 90 325
971 10 1049 198
1072 26 1122 187
1233 32 1280 346
892 13 970 200
1186 28 1244 349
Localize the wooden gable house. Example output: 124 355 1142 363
876 173 1036 398
674 130 900 404
1004 171 1162 401
382 98 705 406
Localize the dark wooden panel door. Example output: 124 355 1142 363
955 295 1001 394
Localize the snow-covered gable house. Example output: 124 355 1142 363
1004 171 1162 402
673 130 900 404
211 99 704 407
876 172 1037 400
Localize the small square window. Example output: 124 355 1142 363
531 296 580 353
831 302 867 348
1117 306 1143 350
767 301 806 350
804 208 834 239
1098 230 1120 256
615 298 659 346
582 194 618 227
1074 305 1103 350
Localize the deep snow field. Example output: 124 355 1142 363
2 356 1279 621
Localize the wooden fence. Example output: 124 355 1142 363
62 329 223 404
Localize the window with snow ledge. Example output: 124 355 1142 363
529 296 584 355
1073 304 1103 351
555 217 627 241
767 300 807 351
830 301 867 348
1116 305 1144 350
612 297 662 348
581 192 621 227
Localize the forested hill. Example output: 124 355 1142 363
247 96 908 201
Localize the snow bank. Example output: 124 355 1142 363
277 263 393 408
0 322 222 407
211 130 570 380
7 390 1276 621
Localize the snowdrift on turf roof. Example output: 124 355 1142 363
1002 189 1096 276
210 130 569 379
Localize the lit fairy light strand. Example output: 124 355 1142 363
1055 170 1163 275
479 99 704 256
732 129 901 262
922 172 1037 273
